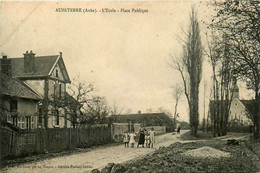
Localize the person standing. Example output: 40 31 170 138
177 126 181 134
149 128 156 148
144 130 150 148
123 131 129 147
137 128 145 148
129 130 136 148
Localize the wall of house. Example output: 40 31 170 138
23 80 45 97
229 98 252 126
46 106 71 128
48 79 66 99
18 99 37 115
4 97 38 129
50 63 65 81
18 99 38 129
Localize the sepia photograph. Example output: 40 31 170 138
0 0 259 172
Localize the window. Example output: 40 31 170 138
56 69 58 78
12 116 16 126
53 82 60 99
10 99 17 112
31 116 34 129
7 115 12 123
18 117 21 128
55 110 59 126
39 106 42 125
59 84 62 99
26 117 30 129
53 82 56 99
21 116 25 129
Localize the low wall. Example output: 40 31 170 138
111 123 130 142
0 126 112 160
146 126 166 134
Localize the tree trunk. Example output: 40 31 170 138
190 126 197 136
255 92 260 139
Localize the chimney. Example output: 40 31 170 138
24 50 35 73
1 55 11 76
138 110 141 115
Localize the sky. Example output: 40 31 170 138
0 1 253 122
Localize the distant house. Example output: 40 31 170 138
111 111 174 130
1 51 72 128
228 84 254 126
209 82 253 127
176 121 190 130
0 71 42 130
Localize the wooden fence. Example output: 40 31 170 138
0 126 112 160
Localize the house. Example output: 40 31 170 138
228 83 254 126
176 121 190 130
1 51 72 128
111 111 174 130
0 57 42 129
209 82 253 127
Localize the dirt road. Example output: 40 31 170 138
2 131 188 173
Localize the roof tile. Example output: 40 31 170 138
1 74 42 100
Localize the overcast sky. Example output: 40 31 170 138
0 1 253 122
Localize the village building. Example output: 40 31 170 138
111 111 174 132
209 82 253 128
228 83 254 126
0 51 72 129
0 56 42 130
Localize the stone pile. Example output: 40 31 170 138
182 146 231 158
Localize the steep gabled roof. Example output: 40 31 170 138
209 99 257 117
8 53 71 83
240 100 257 117
1 74 42 100
10 55 59 78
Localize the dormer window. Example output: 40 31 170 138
56 69 59 78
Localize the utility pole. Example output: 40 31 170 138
203 82 207 132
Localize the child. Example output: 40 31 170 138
123 131 129 147
149 128 156 148
129 130 136 148
144 131 150 148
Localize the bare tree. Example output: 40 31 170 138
146 108 153 113
107 101 124 124
211 0 260 138
126 108 132 114
84 96 109 125
170 85 183 131
170 7 203 136
205 32 236 137
110 101 124 116
49 75 95 128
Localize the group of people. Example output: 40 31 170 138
123 127 156 148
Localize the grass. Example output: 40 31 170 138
180 130 214 141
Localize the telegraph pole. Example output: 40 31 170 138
203 82 207 132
